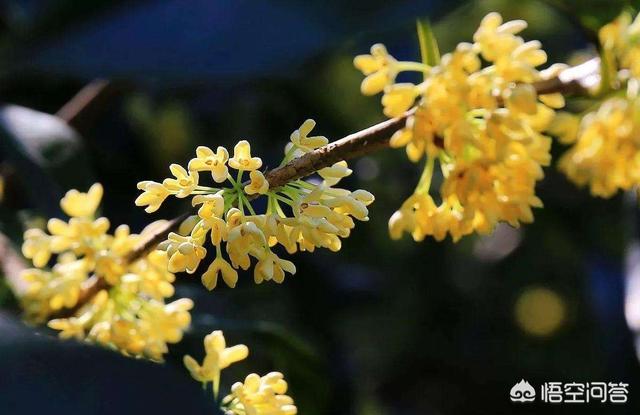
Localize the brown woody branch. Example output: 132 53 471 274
57 79 129 135
264 110 416 188
51 275 109 318
533 57 601 94
51 57 601 318
125 213 190 263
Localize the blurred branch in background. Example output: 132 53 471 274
56 79 128 134
0 232 27 296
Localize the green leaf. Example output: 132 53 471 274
416 19 440 71
598 47 615 96
189 315 318 361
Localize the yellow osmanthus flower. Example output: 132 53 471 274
355 12 558 241
20 183 192 361
559 92 640 198
193 192 225 219
548 111 580 145
60 182 103 218
222 372 297 415
285 118 328 158
22 228 53 267
189 146 230 183
184 331 297 414
229 140 263 171
202 255 238 290
381 83 420 117
318 160 352 186
599 11 640 78
136 181 171 213
558 12 640 197
164 164 199 198
183 330 249 398
159 233 207 274
354 43 401 95
136 120 374 290
245 170 269 195
21 261 85 318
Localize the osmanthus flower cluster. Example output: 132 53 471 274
558 11 640 198
355 12 562 242
20 183 192 361
136 120 374 290
183 330 297 415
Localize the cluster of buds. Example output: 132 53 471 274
20 183 192 361
355 12 560 241
136 120 374 290
183 330 297 415
558 88 640 197
557 11 640 198
599 11 640 79
222 372 297 415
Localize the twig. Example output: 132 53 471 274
264 109 416 189
533 58 601 95
56 79 128 134
50 275 109 319
55 56 601 316
0 232 29 296
125 213 190 263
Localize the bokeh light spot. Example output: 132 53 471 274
514 287 566 337
355 156 380 181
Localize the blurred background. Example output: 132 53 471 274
1 0 640 414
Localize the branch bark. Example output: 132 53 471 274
0 233 29 297
533 58 601 95
125 213 190 263
264 109 416 188
52 57 601 317
57 79 128 135
50 275 109 318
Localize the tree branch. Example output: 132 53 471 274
57 79 128 134
0 232 29 297
125 213 190 263
50 275 109 319
52 57 601 317
264 109 416 188
533 57 601 95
